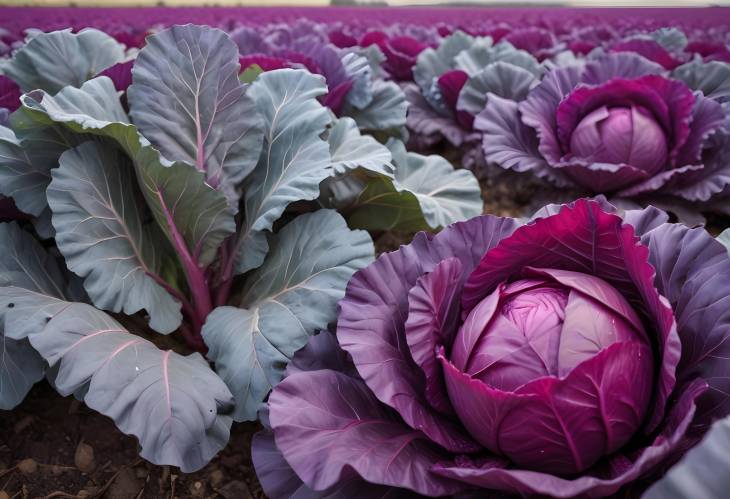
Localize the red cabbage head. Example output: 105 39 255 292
254 199 730 498
476 53 730 217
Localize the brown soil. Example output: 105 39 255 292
0 382 264 499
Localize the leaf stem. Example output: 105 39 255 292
213 240 234 307
156 190 213 336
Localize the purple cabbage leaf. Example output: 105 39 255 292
253 199 730 497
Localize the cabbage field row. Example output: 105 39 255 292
2 6 730 498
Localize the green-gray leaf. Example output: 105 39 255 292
128 25 264 202
644 414 730 499
457 62 538 116
454 41 542 78
673 60 730 101
48 142 182 334
0 126 49 217
19 77 235 267
346 140 483 231
235 69 332 274
0 109 83 219
718 229 730 255
414 30 475 93
344 80 408 132
0 222 70 409
1 28 124 94
328 117 393 177
650 27 688 53
203 210 374 421
2 295 233 472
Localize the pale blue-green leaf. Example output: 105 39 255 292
203 210 373 420
0 126 48 217
321 174 368 210
413 30 476 92
128 25 264 202
454 41 542 78
342 52 373 110
717 229 730 255
1 28 124 93
344 80 407 132
0 222 70 409
48 142 182 334
650 27 688 52
20 77 235 266
673 60 730 101
0 107 84 218
644 415 730 499
18 300 233 472
346 140 482 231
235 69 332 274
457 62 539 115
328 117 393 177
353 44 387 77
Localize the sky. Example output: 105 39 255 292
2 0 729 6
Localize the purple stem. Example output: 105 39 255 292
214 237 237 307
156 190 213 337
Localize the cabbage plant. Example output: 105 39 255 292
0 25 482 471
254 198 730 497
477 51 730 221
231 24 411 139
406 30 542 157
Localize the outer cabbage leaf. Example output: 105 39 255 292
48 142 183 334
644 414 730 498
202 210 373 421
673 60 730 101
327 117 393 177
718 228 730 255
0 113 83 219
267 369 464 497
345 140 482 231
0 222 69 409
128 25 263 202
342 52 374 111
413 31 475 93
0 28 124 94
343 80 407 133
457 62 538 116
253 332 423 499
651 27 688 53
19 77 235 267
630 211 730 427
235 69 332 275
1 292 233 472
404 84 471 148
454 41 542 78
0 126 51 217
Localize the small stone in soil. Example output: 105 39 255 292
210 469 224 487
134 466 148 479
189 481 205 497
17 458 37 474
74 442 96 473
